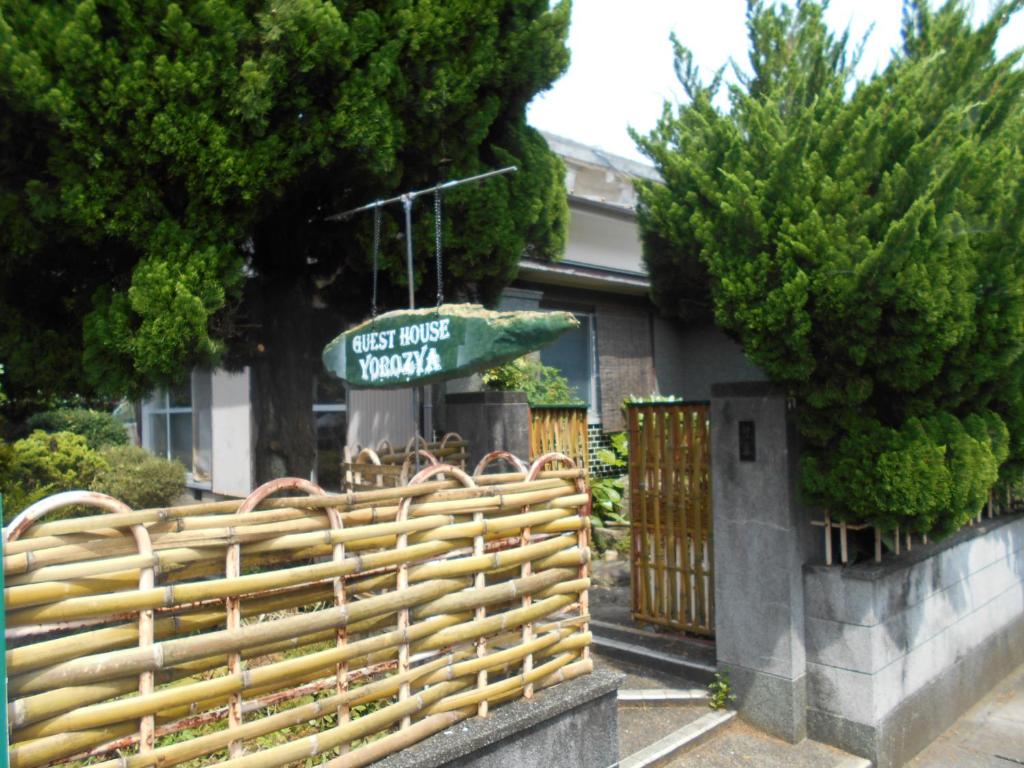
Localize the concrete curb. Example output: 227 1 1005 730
617 709 736 767
594 635 718 684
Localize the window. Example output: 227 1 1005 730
146 370 213 485
540 311 599 421
147 383 193 469
313 370 347 490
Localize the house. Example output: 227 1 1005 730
140 132 761 497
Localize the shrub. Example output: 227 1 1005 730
27 408 129 450
92 445 186 509
482 356 583 406
1 430 109 521
591 432 629 529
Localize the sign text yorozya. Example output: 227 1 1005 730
322 304 579 389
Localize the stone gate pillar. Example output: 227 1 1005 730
710 382 820 742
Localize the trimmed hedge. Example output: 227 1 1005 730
27 408 129 450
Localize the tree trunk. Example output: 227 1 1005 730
250 276 316 485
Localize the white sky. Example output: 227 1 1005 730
528 0 1024 163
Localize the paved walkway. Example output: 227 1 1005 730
908 661 1024 767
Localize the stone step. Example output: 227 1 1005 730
618 688 709 705
618 709 736 768
593 634 718 685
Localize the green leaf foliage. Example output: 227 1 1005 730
26 408 129 450
0 430 109 520
91 445 185 509
635 0 1024 533
481 356 584 406
0 0 570 409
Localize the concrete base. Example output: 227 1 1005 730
808 611 1024 768
372 670 622 768
723 663 807 744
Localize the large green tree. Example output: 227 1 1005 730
636 0 1024 535
0 0 570 480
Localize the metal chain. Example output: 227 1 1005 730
434 189 443 307
371 206 381 318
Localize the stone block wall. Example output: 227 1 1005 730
803 516 1024 768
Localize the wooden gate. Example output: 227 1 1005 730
627 402 713 636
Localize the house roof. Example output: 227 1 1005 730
540 131 662 183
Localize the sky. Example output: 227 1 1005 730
527 0 1024 163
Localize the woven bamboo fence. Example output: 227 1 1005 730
626 402 713 636
343 433 469 491
529 407 588 473
2 450 590 768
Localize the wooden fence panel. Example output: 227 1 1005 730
2 454 590 768
628 403 713 636
529 407 588 472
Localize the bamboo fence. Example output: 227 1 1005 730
529 407 588 473
813 486 1020 565
343 434 468 491
626 402 713 636
2 450 591 768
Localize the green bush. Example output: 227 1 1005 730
92 445 186 510
591 432 629 529
1 430 109 521
27 408 129 450
482 356 583 406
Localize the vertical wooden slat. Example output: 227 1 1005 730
692 408 706 630
648 406 664 620
681 406 695 627
665 407 680 625
628 407 642 619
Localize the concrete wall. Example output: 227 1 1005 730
804 516 1024 768
374 669 621 768
709 381 1024 765
655 322 763 400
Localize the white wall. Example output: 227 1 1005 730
347 388 417 451
210 368 253 497
564 207 645 275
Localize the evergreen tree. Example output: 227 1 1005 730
0 0 570 479
635 0 1024 534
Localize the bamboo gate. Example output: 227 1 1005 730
2 450 591 768
626 402 714 636
528 406 588 472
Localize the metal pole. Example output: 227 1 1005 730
326 165 517 222
401 194 421 461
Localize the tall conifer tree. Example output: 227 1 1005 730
0 0 570 479
636 0 1024 534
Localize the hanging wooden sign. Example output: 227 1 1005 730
322 303 578 388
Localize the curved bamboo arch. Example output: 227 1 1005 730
375 439 395 458
7 490 158 754
352 447 384 489
225 477 348 758
399 449 440 484
439 432 464 451
524 452 591 669
394 463 478 727
473 450 528 477
404 434 431 456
